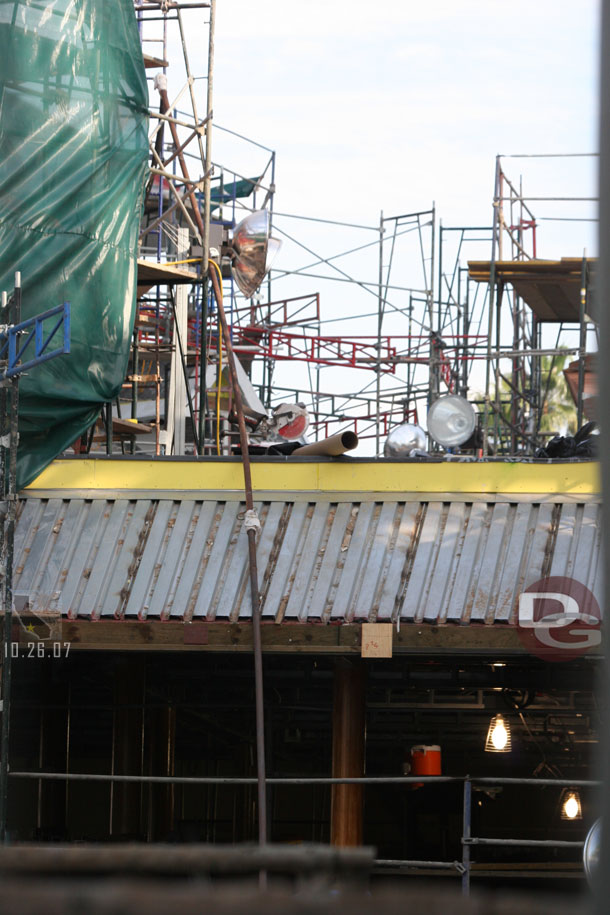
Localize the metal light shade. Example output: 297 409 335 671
485 714 511 753
427 394 476 448
384 422 426 458
231 209 281 297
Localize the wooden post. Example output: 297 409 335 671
149 705 176 840
111 658 145 838
38 664 68 839
330 659 366 847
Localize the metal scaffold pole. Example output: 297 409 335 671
375 210 383 457
483 156 501 456
0 274 20 842
198 0 215 453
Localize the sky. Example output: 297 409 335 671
154 1 601 448
212 0 600 236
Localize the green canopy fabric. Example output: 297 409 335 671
210 176 261 203
0 0 149 488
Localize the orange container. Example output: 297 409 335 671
410 744 442 777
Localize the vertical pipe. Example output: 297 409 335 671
456 252 462 395
511 288 519 454
426 203 436 418
406 293 413 403
171 230 190 455
515 177 525 450
131 325 139 454
0 273 20 843
198 284 209 452
105 402 112 455
264 150 277 411
498 169 504 261
483 156 502 456
596 5 610 912
428 206 438 419
430 201 436 333
437 218 443 336
461 777 471 896
201 0 215 273
375 211 384 457
462 271 470 397
198 0 215 453
0 291 8 844
577 252 588 429
494 282 503 451
330 659 366 847
208 268 267 856
156 300 161 455
532 317 541 447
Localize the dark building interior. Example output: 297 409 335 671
6 651 597 896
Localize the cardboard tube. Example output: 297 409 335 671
292 431 358 456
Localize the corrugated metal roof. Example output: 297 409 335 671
13 496 602 625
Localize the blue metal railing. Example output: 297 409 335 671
0 303 70 378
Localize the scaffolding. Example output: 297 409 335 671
128 139 597 459
40 8 588 464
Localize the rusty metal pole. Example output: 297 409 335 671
330 660 366 847
156 84 205 241
208 267 267 849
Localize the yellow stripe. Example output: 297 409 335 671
25 459 601 495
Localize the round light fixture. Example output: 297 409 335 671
427 394 476 448
384 422 426 458
583 818 600 886
231 210 281 298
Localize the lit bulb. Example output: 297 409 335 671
491 720 508 751
560 788 582 820
485 714 511 752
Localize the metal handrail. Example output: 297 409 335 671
9 770 597 893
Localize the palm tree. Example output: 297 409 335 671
478 350 577 453
538 352 577 437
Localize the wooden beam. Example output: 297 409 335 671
142 53 169 69
4 619 550 656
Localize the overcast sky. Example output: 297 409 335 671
212 0 600 242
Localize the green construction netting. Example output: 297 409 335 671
0 0 149 489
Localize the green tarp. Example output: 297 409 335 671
0 0 149 488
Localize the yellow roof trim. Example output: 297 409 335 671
24 458 600 497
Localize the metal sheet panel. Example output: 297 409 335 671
13 495 602 626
